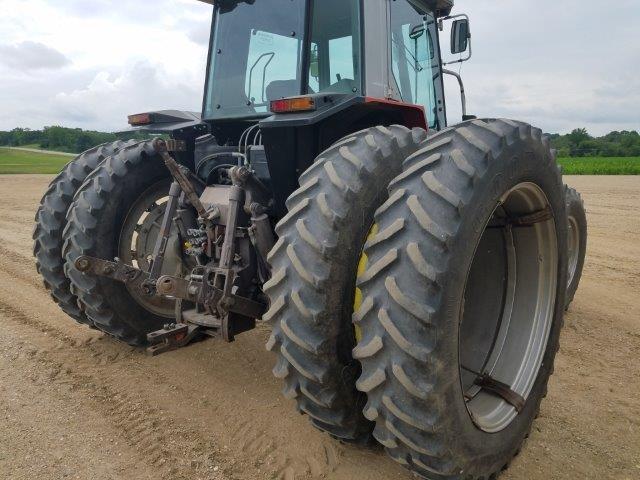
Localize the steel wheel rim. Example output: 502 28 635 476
119 181 180 318
459 182 558 433
567 215 580 287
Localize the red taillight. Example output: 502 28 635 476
270 96 316 114
128 113 152 126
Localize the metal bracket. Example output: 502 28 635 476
156 274 267 320
146 323 203 356
474 374 526 413
508 206 554 227
75 256 155 295
489 207 554 229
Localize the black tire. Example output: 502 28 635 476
354 119 567 479
265 125 427 442
565 186 587 309
33 140 136 324
63 141 173 345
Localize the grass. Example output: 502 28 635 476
0 147 73 174
558 157 640 175
18 143 77 154
1 146 638 175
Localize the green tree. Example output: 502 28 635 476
567 128 591 157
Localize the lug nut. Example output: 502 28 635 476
157 277 175 295
75 257 90 271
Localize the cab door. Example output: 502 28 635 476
388 0 447 130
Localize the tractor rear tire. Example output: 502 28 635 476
265 125 427 442
354 119 567 479
63 140 174 345
33 140 135 324
565 186 587 309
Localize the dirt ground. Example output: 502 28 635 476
0 175 638 480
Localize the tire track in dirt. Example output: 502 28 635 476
0 228 36 254
0 205 391 480
0 210 38 226
0 279 365 480
0 245 49 292
0 350 157 480
0 304 217 480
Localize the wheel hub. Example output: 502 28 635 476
353 224 379 342
459 182 558 433
119 182 182 318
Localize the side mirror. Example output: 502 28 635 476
451 19 470 54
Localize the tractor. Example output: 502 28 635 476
33 0 588 478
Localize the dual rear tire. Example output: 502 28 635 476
34 140 175 345
33 140 136 325
267 119 569 479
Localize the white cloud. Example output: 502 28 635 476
52 61 202 131
0 41 71 70
0 0 210 131
0 0 638 135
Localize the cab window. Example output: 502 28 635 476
308 0 361 95
390 1 441 128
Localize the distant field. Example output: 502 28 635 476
0 147 72 174
558 157 640 175
1 147 639 175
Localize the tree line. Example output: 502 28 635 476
0 127 150 154
1 126 639 157
548 129 640 157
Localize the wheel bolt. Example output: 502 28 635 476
76 258 90 271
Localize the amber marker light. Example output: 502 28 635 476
128 113 152 126
270 96 316 114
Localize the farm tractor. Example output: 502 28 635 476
34 0 588 478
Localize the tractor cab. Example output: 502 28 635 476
202 0 460 132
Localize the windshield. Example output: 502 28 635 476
204 0 306 119
204 0 362 120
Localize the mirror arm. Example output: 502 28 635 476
442 13 472 65
443 40 472 65
443 68 468 118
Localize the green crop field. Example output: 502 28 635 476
0 148 73 174
1 146 639 176
558 157 640 175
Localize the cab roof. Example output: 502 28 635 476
429 0 454 16
197 0 454 17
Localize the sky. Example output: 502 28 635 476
0 0 638 136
